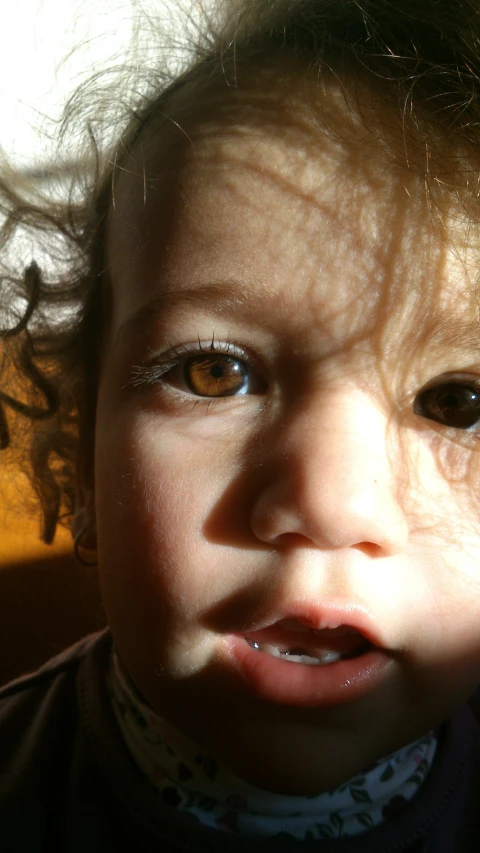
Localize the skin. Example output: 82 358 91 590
80 77 480 795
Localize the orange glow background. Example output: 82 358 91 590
0 459 105 685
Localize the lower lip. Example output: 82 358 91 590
226 636 392 708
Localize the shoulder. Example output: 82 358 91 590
0 629 108 696
0 629 110 723
455 689 480 849
467 685 480 723
0 630 111 804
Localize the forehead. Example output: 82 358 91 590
106 81 479 361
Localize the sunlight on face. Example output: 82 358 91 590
93 79 480 794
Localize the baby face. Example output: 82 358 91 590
93 82 480 794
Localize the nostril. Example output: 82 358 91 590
353 542 383 558
273 537 386 556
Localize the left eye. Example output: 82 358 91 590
413 380 480 429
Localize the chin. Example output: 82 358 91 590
201 720 395 796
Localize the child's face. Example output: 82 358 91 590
91 81 480 795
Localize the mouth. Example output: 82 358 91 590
226 610 391 708
245 621 372 666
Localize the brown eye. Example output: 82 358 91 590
184 354 249 397
414 381 480 429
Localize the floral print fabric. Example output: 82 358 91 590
108 648 437 840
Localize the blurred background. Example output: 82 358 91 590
0 0 187 168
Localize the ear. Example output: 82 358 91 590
72 454 97 550
72 487 97 549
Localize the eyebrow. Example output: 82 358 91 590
422 316 480 356
114 281 270 348
114 280 480 359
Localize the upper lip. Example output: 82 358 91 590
237 601 384 649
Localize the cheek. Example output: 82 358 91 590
94 410 248 624
408 459 480 659
402 431 480 567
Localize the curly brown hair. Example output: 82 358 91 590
2 0 480 543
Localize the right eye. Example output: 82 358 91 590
413 379 480 430
179 353 251 397
130 343 267 400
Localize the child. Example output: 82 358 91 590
2 0 480 849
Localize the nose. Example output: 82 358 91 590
250 391 408 556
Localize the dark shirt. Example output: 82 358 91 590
1 630 479 852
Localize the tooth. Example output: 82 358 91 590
284 653 319 665
312 645 345 657
312 626 356 637
316 651 342 664
263 643 281 658
246 639 342 666
282 653 305 663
